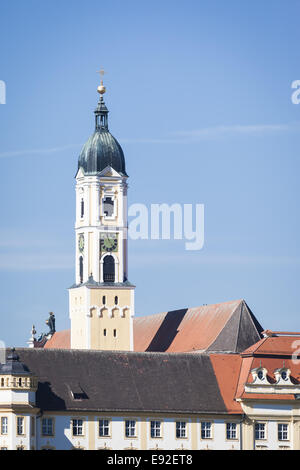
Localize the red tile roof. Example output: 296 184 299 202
44 330 70 349
235 335 300 402
35 310 300 409
133 299 261 353
134 300 240 352
210 354 242 414
242 335 300 357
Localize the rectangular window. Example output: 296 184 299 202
278 423 289 441
17 417 24 435
42 418 54 436
255 423 266 440
1 417 8 435
72 419 84 436
150 421 161 438
99 419 110 437
176 421 187 438
201 422 212 439
125 420 136 438
226 423 237 440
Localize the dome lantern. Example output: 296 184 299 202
77 75 127 177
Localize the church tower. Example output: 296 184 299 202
69 77 135 351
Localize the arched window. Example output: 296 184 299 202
103 255 115 283
103 197 114 217
80 198 84 218
114 296 118 305
79 256 83 284
102 296 106 305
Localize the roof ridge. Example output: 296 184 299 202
241 336 269 355
15 347 212 358
234 301 243 353
241 300 264 338
136 299 244 320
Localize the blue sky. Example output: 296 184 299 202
0 0 300 346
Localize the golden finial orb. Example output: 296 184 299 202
97 68 106 95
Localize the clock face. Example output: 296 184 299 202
100 232 118 252
78 234 84 253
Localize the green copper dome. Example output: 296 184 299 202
78 94 127 176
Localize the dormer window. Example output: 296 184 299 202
68 383 87 401
258 370 264 380
274 367 292 385
251 367 268 384
281 371 287 381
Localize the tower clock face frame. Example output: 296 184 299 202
78 234 85 253
100 232 118 253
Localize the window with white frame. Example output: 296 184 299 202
1 417 7 435
201 421 212 439
99 419 110 437
255 422 266 440
42 418 54 436
72 419 84 436
125 420 136 438
17 417 24 435
150 420 161 438
278 423 289 441
176 421 187 438
226 422 237 440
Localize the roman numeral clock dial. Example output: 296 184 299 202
100 233 118 253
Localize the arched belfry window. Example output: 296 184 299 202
103 255 115 283
80 198 84 218
79 256 83 284
103 196 114 217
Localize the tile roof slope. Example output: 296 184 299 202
242 335 300 357
14 348 233 415
236 335 300 401
210 354 243 414
134 299 263 353
44 330 70 349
